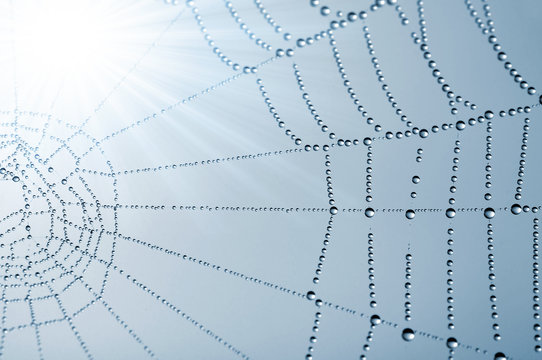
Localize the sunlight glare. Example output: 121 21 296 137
16 1 114 75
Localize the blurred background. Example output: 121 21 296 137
0 0 539 359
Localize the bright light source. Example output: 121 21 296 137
16 0 114 75
7 0 178 113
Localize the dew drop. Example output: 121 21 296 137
329 206 338 215
511 204 522 215
365 208 375 218
446 208 456 218
446 337 458 349
402 328 415 341
370 314 381 326
484 208 495 219
405 209 415 219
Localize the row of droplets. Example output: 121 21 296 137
533 218 541 353
514 118 530 201
465 0 537 96
446 138 461 359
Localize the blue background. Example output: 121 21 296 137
0 0 540 359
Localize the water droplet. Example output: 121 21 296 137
402 328 415 341
370 314 381 326
494 352 506 360
405 209 415 219
511 204 522 215
446 337 458 349
412 176 420 184
330 206 338 215
12 176 19 182
484 208 495 219
347 12 358 22
446 208 456 218
306 291 316 300
365 208 375 218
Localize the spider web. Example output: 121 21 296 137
0 0 540 359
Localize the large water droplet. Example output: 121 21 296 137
485 110 494 119
511 204 522 215
446 208 456 218
402 328 415 341
405 209 415 219
446 337 458 349
365 208 375 218
484 208 495 219
370 314 381 326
